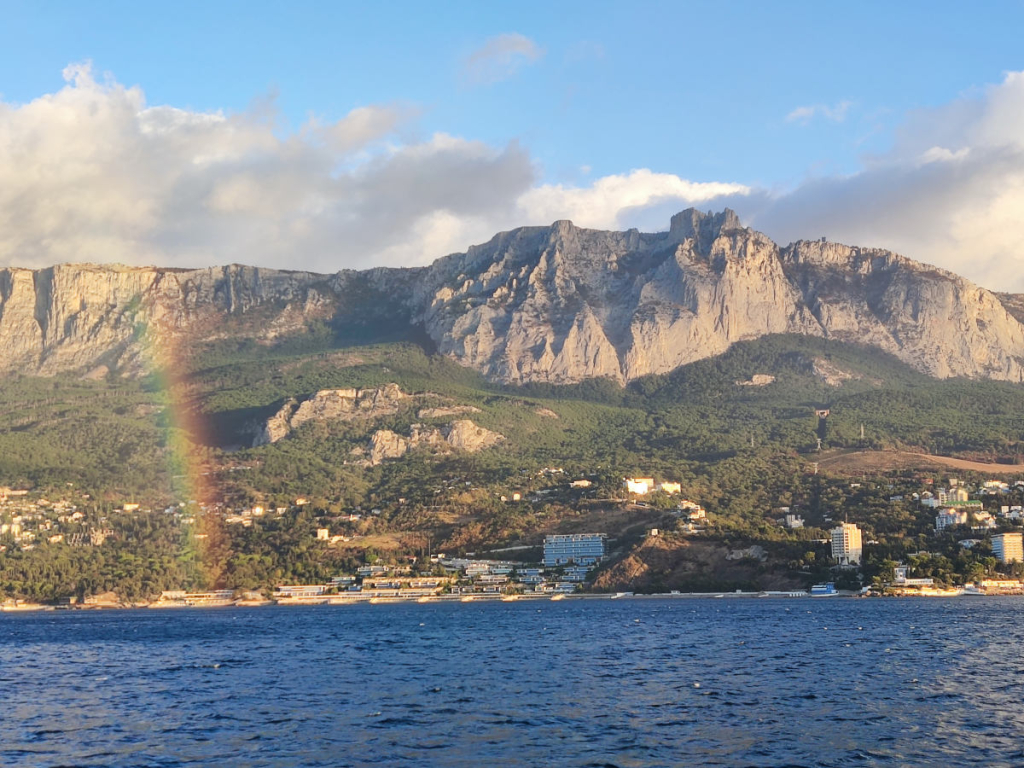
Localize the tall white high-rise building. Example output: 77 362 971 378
831 523 863 565
992 532 1023 564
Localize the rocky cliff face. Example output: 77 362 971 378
415 210 1024 384
0 263 413 377
0 263 339 376
2 210 1024 386
780 241 1024 381
416 209 825 384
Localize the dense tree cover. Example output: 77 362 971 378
0 377 173 499
0 511 198 602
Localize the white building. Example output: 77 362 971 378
657 482 682 495
831 523 863 565
624 478 655 495
992 532 1024 564
274 584 328 599
893 565 934 587
935 508 968 531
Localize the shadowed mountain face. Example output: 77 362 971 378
2 209 1024 384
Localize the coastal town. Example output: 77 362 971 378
5 469 1024 610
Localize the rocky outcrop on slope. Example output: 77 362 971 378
811 358 857 387
365 420 504 466
367 429 413 465
253 384 408 446
416 405 481 419
444 419 505 451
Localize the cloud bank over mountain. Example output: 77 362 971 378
2 64 1024 289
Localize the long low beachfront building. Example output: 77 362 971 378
157 590 235 606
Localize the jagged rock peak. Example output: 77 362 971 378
668 207 744 244
415 208 1024 385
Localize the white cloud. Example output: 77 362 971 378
463 33 543 85
5 64 1024 292
517 170 749 231
786 100 853 124
745 71 1024 291
0 63 535 272
513 73 1024 291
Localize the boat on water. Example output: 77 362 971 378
501 594 518 602
810 583 838 597
550 593 566 601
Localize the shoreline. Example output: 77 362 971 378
6 588 997 612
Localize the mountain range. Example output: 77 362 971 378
2 208 1023 386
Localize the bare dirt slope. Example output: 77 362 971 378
817 450 1024 475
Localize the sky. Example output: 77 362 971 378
2 1 1024 289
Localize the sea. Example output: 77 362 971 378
2 598 1023 767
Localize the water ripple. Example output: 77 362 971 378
2 599 1024 766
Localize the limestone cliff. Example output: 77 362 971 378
780 241 1024 381
3 210 1024 386
0 263 337 376
415 210 1024 384
0 262 411 377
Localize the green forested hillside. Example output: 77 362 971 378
5 331 1024 515
3 331 1024 600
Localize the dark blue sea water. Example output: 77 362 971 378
2 598 1024 767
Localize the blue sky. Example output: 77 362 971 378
3 1 1024 288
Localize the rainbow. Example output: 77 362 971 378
134 316 227 588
